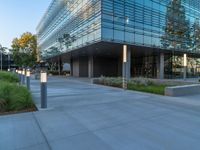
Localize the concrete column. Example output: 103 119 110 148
58 57 62 75
157 55 160 79
122 45 127 89
126 47 131 80
122 45 131 89
72 58 79 77
122 62 126 78
123 46 131 80
183 67 187 80
70 58 73 76
118 58 122 76
183 53 187 80
57 58 60 75
88 56 94 78
159 53 164 79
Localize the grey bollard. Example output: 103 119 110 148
26 69 31 90
40 72 47 108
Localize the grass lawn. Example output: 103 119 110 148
128 84 167 95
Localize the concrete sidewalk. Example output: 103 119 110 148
1 77 200 150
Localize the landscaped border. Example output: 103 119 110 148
0 71 37 115
93 77 197 95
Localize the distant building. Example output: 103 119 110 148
37 0 200 78
0 53 15 70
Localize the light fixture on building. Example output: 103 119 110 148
184 53 187 67
125 17 129 24
123 45 127 63
123 45 128 89
183 53 187 80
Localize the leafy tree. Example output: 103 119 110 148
0 44 8 54
58 34 76 50
11 32 37 67
161 0 191 50
0 44 8 62
41 46 61 59
172 55 182 68
191 19 200 52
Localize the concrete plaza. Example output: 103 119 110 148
1 77 200 150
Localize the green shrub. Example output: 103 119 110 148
0 71 19 83
93 77 122 88
0 82 34 112
48 70 59 75
0 98 7 112
93 77 167 95
129 77 154 86
8 86 34 111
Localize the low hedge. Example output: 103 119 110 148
0 71 19 83
93 77 167 95
0 82 35 112
93 77 122 88
48 70 70 76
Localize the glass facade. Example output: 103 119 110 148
37 0 200 78
165 53 200 78
37 0 101 58
102 0 200 53
38 0 200 56
101 0 200 78
131 53 200 78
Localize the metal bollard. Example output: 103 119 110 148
18 70 22 85
26 69 30 90
22 69 25 85
40 71 47 108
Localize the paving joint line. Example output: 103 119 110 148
32 112 52 150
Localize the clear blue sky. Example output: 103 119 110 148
0 0 51 48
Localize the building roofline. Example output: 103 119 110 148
36 0 60 31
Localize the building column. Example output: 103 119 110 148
118 58 122 76
60 57 63 75
88 56 94 78
159 53 164 79
126 47 131 80
122 45 131 88
183 53 187 80
58 57 62 75
72 57 79 77
70 58 73 76
122 45 131 80
156 55 160 79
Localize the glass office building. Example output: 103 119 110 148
37 0 101 55
37 0 200 78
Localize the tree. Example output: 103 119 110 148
191 18 200 52
41 46 61 59
58 33 76 50
161 0 191 50
0 44 8 54
11 32 37 67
